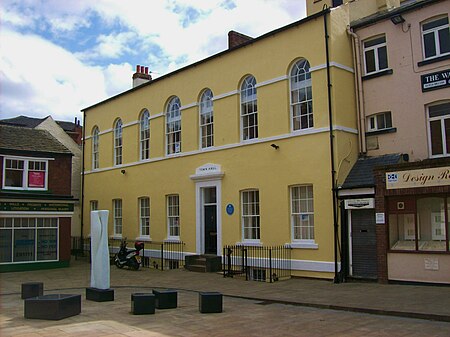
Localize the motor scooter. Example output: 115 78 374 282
114 240 144 270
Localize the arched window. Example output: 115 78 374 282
240 75 258 140
199 89 214 148
140 110 150 160
92 126 99 169
114 119 123 165
166 97 181 155
290 59 313 131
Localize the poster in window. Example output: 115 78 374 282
28 171 45 188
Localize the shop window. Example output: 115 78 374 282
389 197 449 252
0 217 58 264
418 197 446 252
3 157 48 191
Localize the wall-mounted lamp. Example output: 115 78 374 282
270 143 279 150
391 14 405 25
121 169 126 174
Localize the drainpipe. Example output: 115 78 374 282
80 110 86 254
323 7 340 283
347 26 366 154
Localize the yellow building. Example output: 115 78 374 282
82 4 360 280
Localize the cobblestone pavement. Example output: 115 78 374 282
1 259 450 336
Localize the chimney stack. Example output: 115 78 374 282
132 64 152 88
228 31 253 49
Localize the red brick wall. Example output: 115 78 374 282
48 155 72 195
59 217 71 261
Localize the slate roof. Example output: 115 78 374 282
341 154 403 189
0 115 79 132
0 115 45 128
0 124 71 155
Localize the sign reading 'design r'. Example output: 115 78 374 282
421 69 450 92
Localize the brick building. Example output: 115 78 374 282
0 124 75 272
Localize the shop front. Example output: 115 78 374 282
0 201 73 272
375 160 450 284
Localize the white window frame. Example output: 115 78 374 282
367 111 393 132
240 76 258 141
2 155 49 191
422 16 450 60
200 89 214 149
290 59 313 131
290 185 317 248
241 189 260 242
167 195 180 240
363 35 388 75
140 110 150 160
114 119 123 166
139 197 150 238
427 102 450 158
166 97 182 155
92 127 99 169
90 200 98 212
113 199 122 237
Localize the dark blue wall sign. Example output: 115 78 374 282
226 204 234 215
421 69 450 92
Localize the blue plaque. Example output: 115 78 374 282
226 204 234 215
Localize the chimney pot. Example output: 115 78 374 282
137 65 141 73
145 67 149 74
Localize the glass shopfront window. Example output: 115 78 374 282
418 197 446 251
0 217 58 264
389 196 449 252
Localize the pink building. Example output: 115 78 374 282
340 0 450 284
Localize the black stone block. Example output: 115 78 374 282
152 289 177 309
199 292 223 313
21 282 43 299
24 294 81 320
131 293 155 315
86 287 114 302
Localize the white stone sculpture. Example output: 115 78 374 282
90 210 110 289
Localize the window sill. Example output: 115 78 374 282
109 235 123 240
362 69 393 81
164 238 181 243
418 54 450 67
135 236 152 242
289 242 318 249
236 241 262 247
365 127 397 136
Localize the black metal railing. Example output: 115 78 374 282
222 244 291 282
71 237 185 270
139 241 185 270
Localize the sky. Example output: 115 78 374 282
0 0 306 124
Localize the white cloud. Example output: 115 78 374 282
0 29 107 121
0 0 306 121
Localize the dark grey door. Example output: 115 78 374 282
204 205 217 255
351 210 377 279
